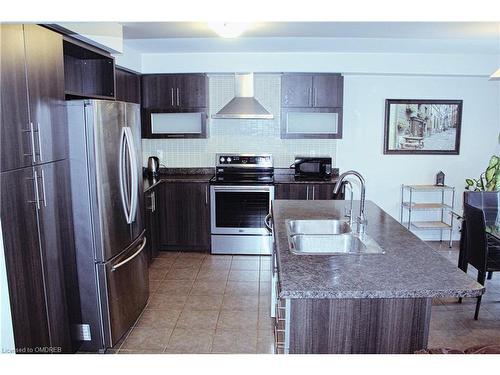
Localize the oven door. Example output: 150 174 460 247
211 185 274 235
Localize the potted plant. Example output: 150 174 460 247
465 155 500 191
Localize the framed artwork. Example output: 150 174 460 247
383 99 462 155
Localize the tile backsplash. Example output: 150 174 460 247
141 74 337 168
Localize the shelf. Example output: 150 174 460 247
402 202 453 211
404 221 453 230
65 91 115 100
402 184 454 191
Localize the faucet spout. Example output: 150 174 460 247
333 170 367 234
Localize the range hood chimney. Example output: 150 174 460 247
212 73 273 119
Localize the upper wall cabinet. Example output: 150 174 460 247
142 74 207 109
63 38 115 100
141 74 208 138
1 24 67 172
280 73 344 139
281 73 343 108
115 67 141 104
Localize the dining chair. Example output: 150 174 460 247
463 203 500 320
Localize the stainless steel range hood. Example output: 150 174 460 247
212 73 273 119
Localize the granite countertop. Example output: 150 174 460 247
274 174 340 184
143 168 214 192
272 199 484 299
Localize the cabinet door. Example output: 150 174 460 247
274 183 310 199
1 167 50 351
177 74 207 108
24 25 68 164
281 74 313 107
35 160 79 352
311 184 334 200
158 182 210 250
312 74 344 108
0 24 32 172
144 189 159 263
142 74 177 109
115 68 141 104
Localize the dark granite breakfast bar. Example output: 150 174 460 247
271 200 484 354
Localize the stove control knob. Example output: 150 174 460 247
227 157 232 163
220 157 225 163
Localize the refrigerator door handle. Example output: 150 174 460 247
124 126 138 224
119 127 132 223
111 237 147 272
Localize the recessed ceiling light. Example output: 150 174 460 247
207 22 251 38
490 68 500 80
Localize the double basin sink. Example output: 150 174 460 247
286 219 385 255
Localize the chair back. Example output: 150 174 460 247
464 203 488 274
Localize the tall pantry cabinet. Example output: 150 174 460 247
0 24 80 353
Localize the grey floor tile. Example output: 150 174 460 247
135 308 181 329
156 279 194 296
196 268 230 282
217 309 258 331
184 294 224 311
121 327 173 351
228 270 260 282
230 259 260 270
146 294 188 310
190 280 227 296
211 329 257 354
165 266 200 281
221 294 259 311
165 328 214 353
176 309 220 330
225 281 260 296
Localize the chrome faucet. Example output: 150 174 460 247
333 170 367 234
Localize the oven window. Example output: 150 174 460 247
215 191 270 228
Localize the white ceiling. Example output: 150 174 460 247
121 22 500 54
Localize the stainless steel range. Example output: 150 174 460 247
210 154 274 255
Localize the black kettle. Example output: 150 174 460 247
147 156 160 178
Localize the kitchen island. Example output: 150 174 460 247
271 200 484 354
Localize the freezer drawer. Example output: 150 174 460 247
97 232 149 348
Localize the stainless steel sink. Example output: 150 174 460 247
289 233 385 255
287 219 351 235
286 219 385 255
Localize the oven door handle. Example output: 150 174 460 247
211 185 274 192
264 213 273 233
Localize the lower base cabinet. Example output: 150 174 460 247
144 187 160 263
1 160 80 353
157 181 210 251
274 183 343 200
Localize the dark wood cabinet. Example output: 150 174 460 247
281 73 313 107
1 166 51 352
1 25 80 353
275 183 342 200
280 73 344 139
275 183 309 200
24 25 68 164
312 74 343 108
0 24 32 172
0 24 67 171
141 74 208 139
281 73 343 108
142 74 207 109
63 37 115 99
144 187 160 262
115 67 141 104
158 182 210 251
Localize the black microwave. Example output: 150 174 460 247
293 156 333 180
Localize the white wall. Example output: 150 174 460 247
0 221 15 353
57 23 123 53
140 51 498 76
338 75 500 240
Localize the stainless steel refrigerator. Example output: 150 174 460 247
67 100 148 352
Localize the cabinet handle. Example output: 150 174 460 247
22 124 36 164
176 88 180 106
205 185 208 205
312 186 315 200
306 185 309 200
171 88 174 106
308 88 312 106
313 88 317 107
35 122 42 162
32 170 41 210
39 168 47 207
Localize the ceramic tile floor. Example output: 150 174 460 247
111 242 500 354
114 252 274 354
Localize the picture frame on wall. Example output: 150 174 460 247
383 99 463 155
